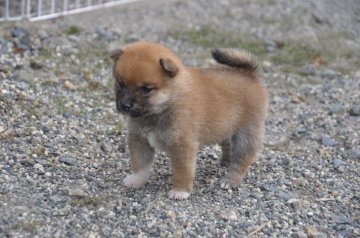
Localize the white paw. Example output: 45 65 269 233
220 178 235 189
168 190 191 200
220 177 241 189
123 172 149 188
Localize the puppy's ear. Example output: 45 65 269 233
110 49 124 62
159 58 178 77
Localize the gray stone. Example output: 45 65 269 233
11 27 32 50
349 106 360 116
42 126 50 133
125 34 140 43
31 137 42 145
68 35 80 43
329 103 345 114
11 27 28 38
265 40 278 52
260 184 277 192
312 12 329 25
321 135 337 147
299 114 309 123
37 29 49 39
333 159 346 168
332 215 351 224
58 157 78 166
292 231 307 238
336 166 345 173
277 191 299 200
100 143 112 152
18 35 32 50
30 60 44 70
296 127 307 134
348 149 360 159
95 29 114 41
287 198 303 210
314 233 327 238
218 209 238 221
33 163 45 174
300 65 317 76
17 82 30 90
321 69 337 78
280 157 291 166
118 144 126 153
67 188 86 198
35 158 48 165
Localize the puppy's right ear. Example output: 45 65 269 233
159 58 178 77
110 49 124 62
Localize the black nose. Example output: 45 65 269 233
121 103 132 112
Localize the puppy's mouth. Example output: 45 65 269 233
116 106 148 118
127 110 147 118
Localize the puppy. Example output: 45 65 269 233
110 42 267 200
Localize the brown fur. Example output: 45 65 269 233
111 42 268 199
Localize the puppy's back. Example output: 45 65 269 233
183 49 266 145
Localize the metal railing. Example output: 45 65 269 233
0 0 141 22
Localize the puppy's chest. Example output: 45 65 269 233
128 117 173 151
147 131 166 151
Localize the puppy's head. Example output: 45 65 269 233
111 42 182 118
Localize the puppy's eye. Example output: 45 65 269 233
140 85 154 94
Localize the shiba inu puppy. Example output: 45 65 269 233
110 42 267 199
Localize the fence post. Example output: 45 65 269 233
27 0 32 20
5 0 9 20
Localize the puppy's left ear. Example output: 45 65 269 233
160 58 178 77
110 49 124 62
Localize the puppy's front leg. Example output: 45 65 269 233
123 133 155 188
168 140 198 200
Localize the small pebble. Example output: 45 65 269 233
262 60 272 68
321 135 337 147
100 143 112 152
348 149 360 159
332 215 351 224
67 188 86 198
58 157 78 166
44 172 52 177
349 106 360 116
33 163 45 174
219 209 238 221
292 231 307 238
30 60 44 70
321 69 337 78
332 159 346 169
64 80 75 90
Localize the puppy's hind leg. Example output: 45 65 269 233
221 125 261 189
123 134 155 188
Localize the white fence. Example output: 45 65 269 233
0 0 141 22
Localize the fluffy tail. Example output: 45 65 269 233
211 48 259 73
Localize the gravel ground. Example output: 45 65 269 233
0 0 359 237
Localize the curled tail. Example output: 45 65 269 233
211 48 259 73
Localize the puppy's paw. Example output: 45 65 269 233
168 190 191 200
123 172 149 188
220 178 240 190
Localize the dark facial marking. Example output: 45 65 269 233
115 81 154 118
